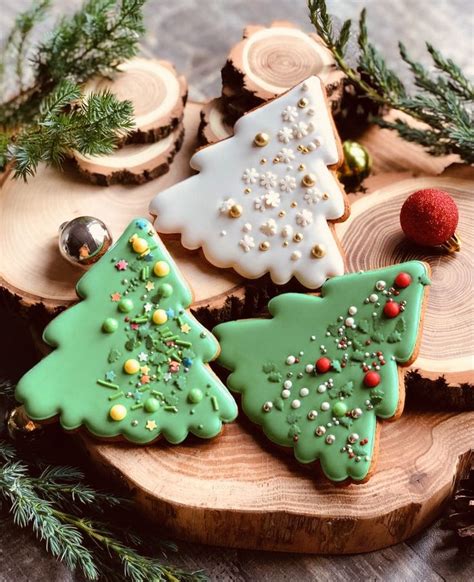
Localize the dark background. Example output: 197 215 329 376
1 1 473 580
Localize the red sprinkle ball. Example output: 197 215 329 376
364 371 380 388
400 188 458 246
384 300 400 318
394 272 412 288
315 357 332 374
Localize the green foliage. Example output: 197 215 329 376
0 0 146 179
308 0 474 163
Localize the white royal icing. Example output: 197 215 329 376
149 76 346 289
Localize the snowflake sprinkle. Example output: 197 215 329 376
263 191 281 208
278 148 295 163
259 171 278 189
277 127 294 144
295 209 313 227
239 234 255 252
281 105 299 122
303 188 323 205
279 175 297 193
242 168 259 184
260 218 277 236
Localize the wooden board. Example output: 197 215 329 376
80 411 473 554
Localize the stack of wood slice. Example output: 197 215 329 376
74 58 188 185
198 21 345 146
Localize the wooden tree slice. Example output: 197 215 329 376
221 21 344 124
335 167 474 387
73 125 184 185
80 410 474 553
198 98 233 146
0 102 242 324
83 58 188 144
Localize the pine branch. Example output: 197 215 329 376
0 0 146 178
308 0 474 163
0 439 205 581
9 80 134 180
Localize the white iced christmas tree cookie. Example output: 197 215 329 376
149 76 348 289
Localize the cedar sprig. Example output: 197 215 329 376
0 440 206 581
308 0 474 163
8 79 134 180
0 0 146 179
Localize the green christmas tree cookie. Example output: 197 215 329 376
214 261 430 482
16 219 237 444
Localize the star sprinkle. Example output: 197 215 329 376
138 352 148 362
140 374 151 385
144 253 154 262
110 292 121 302
135 219 148 230
145 419 157 431
105 371 117 381
166 308 175 318
180 323 191 334
144 302 153 313
115 259 128 271
140 365 150 375
145 281 155 291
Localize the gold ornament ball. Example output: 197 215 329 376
7 406 44 441
229 204 243 218
311 244 327 258
302 173 316 187
254 132 270 147
338 140 372 190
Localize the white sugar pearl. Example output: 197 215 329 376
299 387 309 397
305 364 314 373
376 280 386 291
321 401 330 411
315 425 326 436
325 434 336 445
291 399 301 409
242 223 252 232
317 384 327 393
286 355 296 365
220 230 227 236
291 251 301 261
369 293 378 303
281 225 293 238
307 410 318 420
281 389 291 399
345 317 355 327
263 401 273 412
348 306 357 315
283 380 293 389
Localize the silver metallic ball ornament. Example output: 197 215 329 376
59 216 112 267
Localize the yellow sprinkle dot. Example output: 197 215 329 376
132 237 149 253
152 309 168 325
109 404 127 421
153 260 170 277
123 359 140 374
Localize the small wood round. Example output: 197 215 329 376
335 167 474 386
73 126 184 185
221 21 344 124
83 58 187 144
198 98 233 146
80 410 474 553
0 102 242 318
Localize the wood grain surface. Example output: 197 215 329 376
1 0 473 581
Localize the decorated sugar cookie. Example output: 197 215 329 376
150 76 348 289
16 219 237 444
214 261 430 483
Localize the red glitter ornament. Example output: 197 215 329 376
394 272 412 288
400 189 460 250
384 301 400 318
364 371 380 387
315 357 331 374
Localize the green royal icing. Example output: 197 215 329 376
214 261 430 482
16 219 237 444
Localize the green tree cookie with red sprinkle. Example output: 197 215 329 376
16 219 237 444
214 261 430 483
